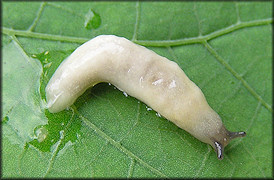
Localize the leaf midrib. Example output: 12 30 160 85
2 18 272 46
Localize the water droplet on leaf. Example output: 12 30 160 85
123 92 128 97
146 106 152 111
35 127 48 143
43 62 52 68
156 112 162 117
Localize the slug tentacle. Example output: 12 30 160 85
214 141 224 160
46 35 247 160
210 125 246 160
228 131 246 140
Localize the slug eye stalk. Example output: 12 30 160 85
229 131 246 139
212 128 246 160
214 141 223 160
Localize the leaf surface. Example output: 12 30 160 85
2 1 272 178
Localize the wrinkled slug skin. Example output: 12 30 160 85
46 35 246 159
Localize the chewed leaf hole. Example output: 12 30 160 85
84 9 101 30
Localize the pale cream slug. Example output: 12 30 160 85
46 35 246 159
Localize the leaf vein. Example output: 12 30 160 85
2 18 272 46
227 101 261 152
71 141 109 177
43 109 75 177
76 110 168 177
28 2 47 32
134 18 272 46
216 81 242 112
194 145 211 177
234 2 241 23
118 102 140 142
193 3 202 36
242 143 266 177
203 41 272 112
127 158 135 178
47 2 84 18
132 1 140 41
226 156 236 177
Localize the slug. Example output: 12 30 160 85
46 35 246 159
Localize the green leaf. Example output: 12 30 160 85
2 1 272 178
84 9 101 30
2 39 47 145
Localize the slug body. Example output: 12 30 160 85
46 35 246 159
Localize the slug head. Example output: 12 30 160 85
210 125 246 160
